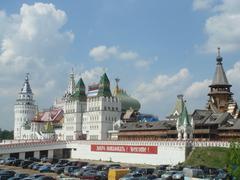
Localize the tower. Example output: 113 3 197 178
207 48 234 113
14 73 37 139
83 73 121 140
176 102 193 140
167 94 184 121
63 77 87 140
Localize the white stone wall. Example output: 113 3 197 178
83 96 121 140
69 141 187 165
14 104 36 139
63 100 86 140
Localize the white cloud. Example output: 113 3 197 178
79 67 106 85
226 61 240 100
89 45 117 61
227 61 240 82
0 3 75 129
89 45 153 68
200 0 240 52
184 79 211 99
119 51 138 60
134 68 189 104
193 0 216 11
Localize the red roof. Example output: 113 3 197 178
33 108 63 123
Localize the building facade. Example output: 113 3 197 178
14 74 37 139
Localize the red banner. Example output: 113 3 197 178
91 144 158 154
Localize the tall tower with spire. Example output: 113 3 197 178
14 73 37 139
83 73 121 140
207 48 235 114
63 77 87 140
64 69 76 99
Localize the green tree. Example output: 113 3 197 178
0 129 14 140
227 140 240 179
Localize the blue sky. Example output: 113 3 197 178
1 0 240 129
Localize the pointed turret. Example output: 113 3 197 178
97 73 112 97
14 73 37 139
71 78 87 101
207 48 234 113
67 69 76 95
176 101 193 140
167 95 184 120
210 48 231 87
21 73 33 94
178 104 191 127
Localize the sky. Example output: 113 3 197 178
1 0 240 130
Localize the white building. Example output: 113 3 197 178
14 74 37 139
63 77 87 140
14 72 127 141
83 73 121 140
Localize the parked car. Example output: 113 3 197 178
95 171 108 180
54 165 65 174
27 157 40 162
50 164 63 172
64 166 80 176
28 162 38 169
119 173 144 180
161 171 177 180
0 170 16 179
22 174 45 180
4 157 16 165
134 168 155 175
57 159 69 165
35 176 55 180
12 159 24 166
172 171 184 180
8 173 29 180
20 160 34 168
183 168 205 179
32 163 44 170
39 165 52 173
153 169 165 177
80 170 98 179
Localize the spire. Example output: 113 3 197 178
177 102 191 127
113 78 120 96
210 47 230 87
97 73 112 97
21 73 33 94
71 78 87 101
172 94 184 116
67 69 75 95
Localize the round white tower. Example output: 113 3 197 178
14 73 37 139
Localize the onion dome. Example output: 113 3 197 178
113 78 141 112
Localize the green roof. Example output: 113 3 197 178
70 78 87 101
178 103 191 127
97 73 112 97
172 95 184 116
115 90 141 111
